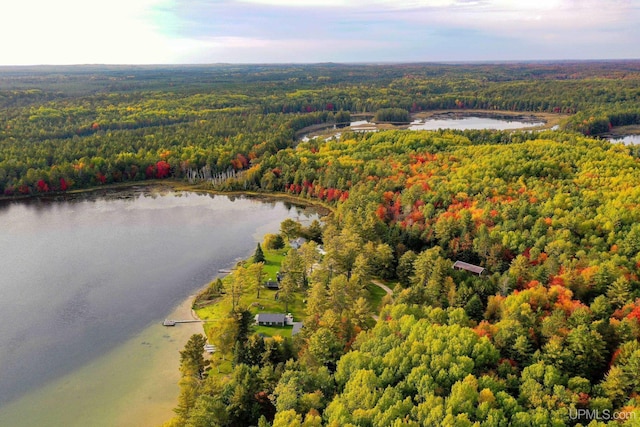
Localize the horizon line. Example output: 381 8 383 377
1 58 640 68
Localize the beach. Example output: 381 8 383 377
0 294 205 427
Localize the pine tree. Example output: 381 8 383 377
606 277 631 308
254 243 266 263
180 334 208 379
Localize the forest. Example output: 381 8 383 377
2 61 640 196
2 61 640 426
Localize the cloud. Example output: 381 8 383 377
235 0 352 6
234 0 472 7
169 36 396 63
1 0 638 64
0 0 173 64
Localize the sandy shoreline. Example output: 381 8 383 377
0 191 315 427
113 294 205 427
0 292 206 427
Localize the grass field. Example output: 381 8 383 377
261 250 285 282
255 325 293 338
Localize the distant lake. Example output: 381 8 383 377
300 114 545 141
610 135 640 145
0 187 318 421
408 114 544 131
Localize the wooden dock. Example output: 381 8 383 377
162 319 216 326
162 319 204 326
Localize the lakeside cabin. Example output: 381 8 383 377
265 280 280 290
255 313 294 327
452 260 486 276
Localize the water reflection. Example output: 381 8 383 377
299 113 546 141
0 189 318 409
610 135 640 145
408 115 544 131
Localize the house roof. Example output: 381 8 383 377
265 280 280 289
452 260 486 275
290 237 307 247
255 313 287 323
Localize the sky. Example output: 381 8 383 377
1 0 639 65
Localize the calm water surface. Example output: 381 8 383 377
300 115 546 141
408 115 544 130
0 187 317 410
610 135 640 144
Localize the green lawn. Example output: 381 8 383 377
196 247 306 343
255 325 293 338
261 249 285 282
206 354 233 376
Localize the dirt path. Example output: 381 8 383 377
371 279 394 296
370 280 394 321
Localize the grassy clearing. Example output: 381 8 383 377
261 250 285 282
196 247 306 341
366 281 388 313
255 325 293 339
206 354 233 375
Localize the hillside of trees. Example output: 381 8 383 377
169 128 640 426
2 62 640 426
2 61 640 196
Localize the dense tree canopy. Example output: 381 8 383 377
3 61 640 196
3 62 640 426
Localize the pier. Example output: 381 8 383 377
162 319 216 326
162 319 203 326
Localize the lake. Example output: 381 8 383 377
300 114 546 141
610 135 640 145
408 114 544 130
0 187 318 426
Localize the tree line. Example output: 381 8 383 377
2 62 640 425
3 61 640 196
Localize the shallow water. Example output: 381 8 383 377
0 296 202 427
0 187 316 425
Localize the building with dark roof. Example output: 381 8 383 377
452 260 486 276
255 313 294 327
265 280 280 290
255 313 287 326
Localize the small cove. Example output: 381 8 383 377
407 114 544 130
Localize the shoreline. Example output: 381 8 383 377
113 292 208 427
0 185 318 427
0 180 334 215
296 109 568 140
0 291 206 427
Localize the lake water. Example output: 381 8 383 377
0 187 317 425
610 135 640 145
300 115 546 141
408 115 544 130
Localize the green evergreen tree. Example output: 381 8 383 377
180 334 208 380
254 243 266 263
